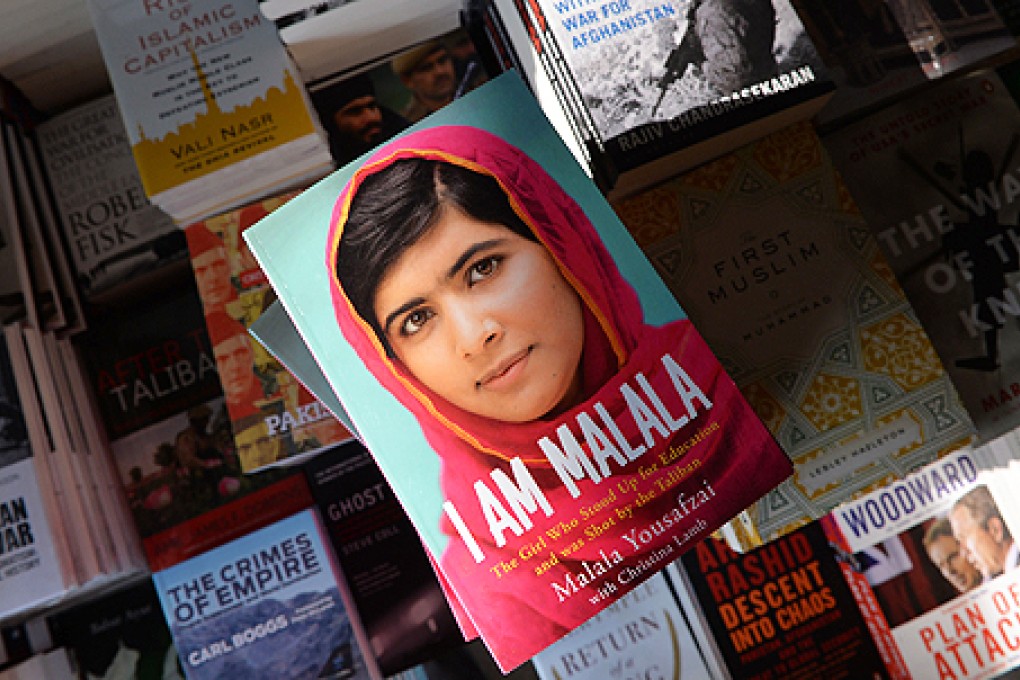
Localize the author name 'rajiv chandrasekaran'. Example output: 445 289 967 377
442 348 715 564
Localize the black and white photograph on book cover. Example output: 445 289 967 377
516 0 832 181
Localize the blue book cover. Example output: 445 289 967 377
152 508 379 680
243 72 791 671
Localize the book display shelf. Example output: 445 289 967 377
1 0 1020 679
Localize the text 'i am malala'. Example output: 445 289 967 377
443 350 714 563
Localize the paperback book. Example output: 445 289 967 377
793 0 1015 128
613 120 977 545
2 119 79 332
0 120 35 326
34 94 186 304
302 441 462 676
244 72 792 670
152 508 380 680
677 522 891 679
247 300 357 438
47 575 184 680
485 0 835 198
74 279 310 570
822 444 1020 680
530 570 725 680
0 334 71 619
4 322 102 588
822 65 1020 443
184 192 352 472
84 0 334 224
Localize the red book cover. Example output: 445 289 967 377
76 277 308 571
184 192 353 473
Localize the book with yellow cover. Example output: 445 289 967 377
613 121 976 546
85 0 333 224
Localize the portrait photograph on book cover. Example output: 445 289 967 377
245 73 792 670
822 445 1020 679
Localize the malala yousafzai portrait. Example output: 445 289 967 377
321 120 790 666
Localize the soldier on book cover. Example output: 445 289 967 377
311 73 410 167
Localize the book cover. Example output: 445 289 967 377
307 29 488 168
678 521 891 679
0 330 71 619
821 444 1020 679
612 120 977 544
302 441 462 676
244 72 792 671
0 456 69 620
34 94 186 303
530 570 724 680
184 191 353 472
74 279 310 571
822 65 1020 444
85 0 333 224
48 575 184 680
152 508 380 680
247 301 357 438
492 0 834 198
794 0 1015 128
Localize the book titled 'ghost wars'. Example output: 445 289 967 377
244 72 792 670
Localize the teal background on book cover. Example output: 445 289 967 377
245 72 686 552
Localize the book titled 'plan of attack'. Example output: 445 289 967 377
243 72 791 671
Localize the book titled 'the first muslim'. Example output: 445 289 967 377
243 72 792 671
85 0 333 225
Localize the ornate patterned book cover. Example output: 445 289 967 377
614 120 975 544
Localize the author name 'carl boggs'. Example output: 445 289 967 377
551 479 716 603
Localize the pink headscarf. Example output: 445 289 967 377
327 126 790 669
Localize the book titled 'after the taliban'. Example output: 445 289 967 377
243 72 792 671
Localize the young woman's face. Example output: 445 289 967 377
372 206 585 422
